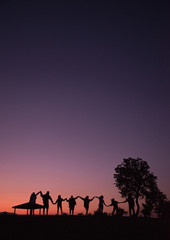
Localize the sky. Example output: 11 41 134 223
0 1 170 215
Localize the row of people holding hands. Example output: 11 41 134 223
30 191 135 216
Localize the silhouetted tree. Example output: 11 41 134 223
142 187 169 218
154 190 168 218
159 201 170 218
114 158 158 216
141 202 153 218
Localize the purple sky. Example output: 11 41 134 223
0 1 170 214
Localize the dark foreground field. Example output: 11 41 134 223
0 215 170 240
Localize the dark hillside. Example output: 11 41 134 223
0 215 169 240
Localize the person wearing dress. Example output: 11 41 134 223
29 191 41 215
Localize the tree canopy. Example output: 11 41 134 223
114 158 159 216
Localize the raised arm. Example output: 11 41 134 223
119 200 127 203
89 197 95 201
78 196 85 201
94 196 99 199
35 191 41 196
74 196 79 200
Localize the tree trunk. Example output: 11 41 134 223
135 197 140 216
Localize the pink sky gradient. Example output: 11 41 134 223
0 1 170 215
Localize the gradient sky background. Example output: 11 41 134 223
0 1 170 215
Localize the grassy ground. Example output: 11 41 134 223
0 215 170 240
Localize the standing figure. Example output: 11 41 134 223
107 198 119 216
29 191 41 215
122 194 135 216
54 195 67 215
40 191 54 215
66 195 79 215
95 195 107 214
78 196 96 215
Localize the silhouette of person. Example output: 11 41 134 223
78 196 96 215
95 195 107 214
40 191 54 215
54 195 67 215
29 191 41 215
121 194 135 217
107 198 119 216
66 195 79 215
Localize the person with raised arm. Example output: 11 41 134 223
66 195 79 215
54 195 67 215
121 194 135 217
29 191 41 215
106 198 120 216
78 196 96 215
40 191 54 215
95 195 107 214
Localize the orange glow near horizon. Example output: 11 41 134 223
1 191 128 215
1 153 170 215
1 1 170 217
0 163 128 215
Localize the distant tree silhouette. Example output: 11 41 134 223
159 201 170 218
114 158 158 216
154 193 169 218
142 187 169 218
